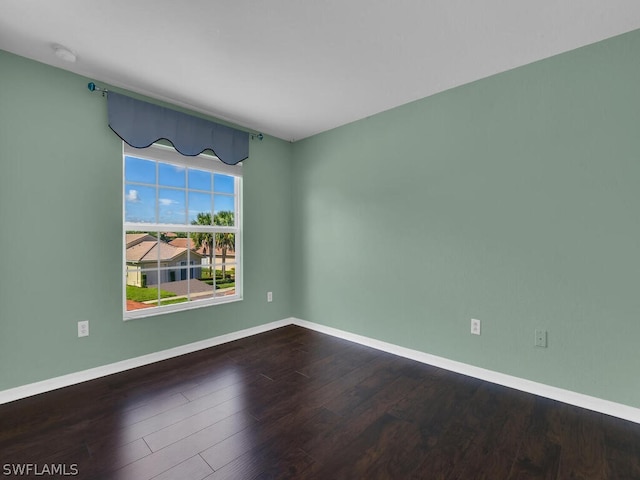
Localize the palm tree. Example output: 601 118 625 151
214 210 235 279
191 212 214 277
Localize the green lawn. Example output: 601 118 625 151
127 285 176 302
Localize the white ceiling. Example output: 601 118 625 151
1 1 640 141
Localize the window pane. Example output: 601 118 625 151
214 237 236 298
214 234 236 266
159 162 186 188
191 232 213 255
154 236 210 304
214 173 234 194
190 270 215 303
161 230 190 261
158 265 215 305
213 196 235 225
125 156 155 184
199 250 214 281
125 184 156 223
125 265 162 311
188 168 212 191
188 192 213 225
215 264 236 297
126 231 159 265
158 268 188 306
158 188 186 224
126 267 156 312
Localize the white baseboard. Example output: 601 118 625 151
3 316 639 425
291 318 640 424
0 318 291 405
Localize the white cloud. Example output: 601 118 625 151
126 189 140 202
159 198 178 206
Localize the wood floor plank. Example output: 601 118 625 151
204 445 316 480
243 350 387 425
603 416 640 479
111 411 256 480
114 374 270 448
384 372 482 478
352 371 477 478
322 355 412 416
358 417 426 479
555 407 607 479
301 374 424 464
506 398 562 480
221 326 308 364
152 455 213 480
179 367 253 401
199 405 339 471
110 438 153 470
36 436 153 478
302 352 407 411
446 385 534 480
143 396 248 452
308 412 419 480
81 383 252 463
121 392 190 426
199 423 267 471
243 371 314 421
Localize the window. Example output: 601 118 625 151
123 143 242 319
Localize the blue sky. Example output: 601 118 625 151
125 156 235 224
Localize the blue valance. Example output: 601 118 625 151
107 92 249 165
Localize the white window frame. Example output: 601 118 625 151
122 143 243 320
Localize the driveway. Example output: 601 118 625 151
161 279 213 296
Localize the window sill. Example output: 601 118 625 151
124 295 242 321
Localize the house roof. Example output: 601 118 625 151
169 238 206 255
170 238 235 257
126 235 204 263
125 233 150 248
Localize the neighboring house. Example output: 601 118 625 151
168 237 207 255
126 234 204 287
169 237 236 268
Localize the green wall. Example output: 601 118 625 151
291 30 640 408
0 50 292 391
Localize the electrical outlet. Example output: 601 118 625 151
78 320 89 337
535 329 547 348
471 318 481 335
267 291 273 303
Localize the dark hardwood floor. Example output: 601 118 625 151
1 325 639 479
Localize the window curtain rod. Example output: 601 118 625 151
87 82 263 165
